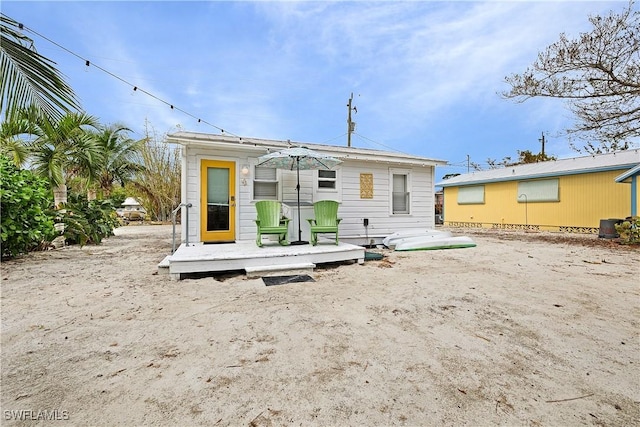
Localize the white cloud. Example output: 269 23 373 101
9 0 627 158
249 1 622 145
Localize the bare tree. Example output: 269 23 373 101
503 1 640 153
484 150 557 169
129 123 181 222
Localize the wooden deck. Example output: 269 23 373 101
159 238 365 280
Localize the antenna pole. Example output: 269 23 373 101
539 132 546 156
347 93 353 147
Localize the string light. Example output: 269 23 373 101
13 17 240 138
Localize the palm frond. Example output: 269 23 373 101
1 14 81 122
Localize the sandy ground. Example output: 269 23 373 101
1 224 639 426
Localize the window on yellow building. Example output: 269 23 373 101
517 179 559 202
457 185 485 204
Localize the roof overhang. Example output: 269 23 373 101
437 149 640 188
615 164 640 183
438 164 637 187
167 131 448 168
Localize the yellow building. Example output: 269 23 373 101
437 150 640 233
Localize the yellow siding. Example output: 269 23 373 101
443 170 631 231
635 179 640 215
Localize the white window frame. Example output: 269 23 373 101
317 169 337 190
389 168 411 215
314 168 342 200
252 166 279 200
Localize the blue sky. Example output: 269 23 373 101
3 1 634 179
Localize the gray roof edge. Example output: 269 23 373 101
167 131 447 165
438 163 638 187
437 149 640 187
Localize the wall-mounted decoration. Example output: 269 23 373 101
360 173 373 199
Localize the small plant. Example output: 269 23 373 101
615 217 640 245
58 192 120 246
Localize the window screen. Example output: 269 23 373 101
517 179 559 202
392 174 409 214
457 186 485 204
253 167 278 199
318 170 336 189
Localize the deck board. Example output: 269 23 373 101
163 239 365 279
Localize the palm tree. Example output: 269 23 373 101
9 109 102 206
1 14 80 123
89 124 145 198
0 107 36 166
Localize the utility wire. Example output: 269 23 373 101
10 15 242 139
319 133 348 145
8 15 513 163
353 132 485 169
352 132 407 154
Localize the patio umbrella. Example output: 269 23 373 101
257 146 342 245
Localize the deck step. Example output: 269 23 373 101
245 262 316 279
157 255 171 275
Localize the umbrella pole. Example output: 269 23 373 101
291 157 308 245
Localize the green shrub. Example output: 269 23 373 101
58 193 120 246
0 155 56 259
615 217 640 245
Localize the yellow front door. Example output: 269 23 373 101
200 160 236 242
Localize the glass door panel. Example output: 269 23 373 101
206 167 229 231
200 160 235 242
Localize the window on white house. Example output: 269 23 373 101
517 179 559 202
457 186 485 204
392 173 410 214
318 170 337 190
253 166 278 200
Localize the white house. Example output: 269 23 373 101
166 132 447 247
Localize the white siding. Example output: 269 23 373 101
181 146 437 245
333 159 435 245
182 145 259 244
281 169 314 204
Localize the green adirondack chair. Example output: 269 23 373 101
307 200 341 245
254 200 290 247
